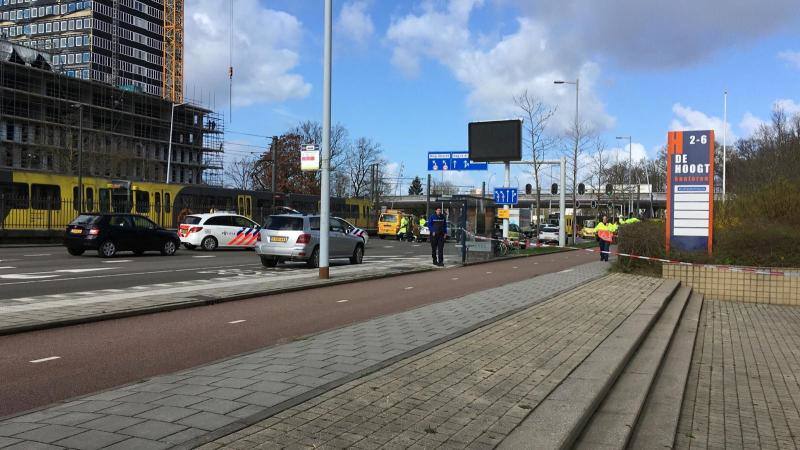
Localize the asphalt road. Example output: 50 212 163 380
0 250 595 418
0 239 459 300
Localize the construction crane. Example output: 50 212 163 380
163 0 184 103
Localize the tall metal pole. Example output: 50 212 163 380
572 78 579 245
319 0 332 279
627 135 633 215
559 156 566 247
503 162 510 238
271 136 277 209
167 103 175 184
77 105 83 212
723 90 727 201
426 173 431 218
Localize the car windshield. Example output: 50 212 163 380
70 215 101 225
380 214 397 223
182 216 202 225
265 216 304 231
543 227 558 233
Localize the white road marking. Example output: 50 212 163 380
102 260 132 264
486 271 493 274
404 286 414 290
228 320 246 324
383 246 394 248
30 356 60 363
559 269 574 273
0 274 59 280
0 266 16 269
193 255 216 258
55 268 117 273
23 254 52 257
512 266 519 269
451 277 459 281
337 299 349 303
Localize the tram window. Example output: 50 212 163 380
0 183 29 208
31 184 60 210
164 193 171 213
85 188 94 212
135 190 150 213
154 193 161 214
72 186 79 211
99 189 111 212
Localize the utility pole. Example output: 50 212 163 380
426 173 431 219
270 137 277 208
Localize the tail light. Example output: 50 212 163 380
189 226 203 233
256 232 262 242
88 227 100 235
296 233 311 244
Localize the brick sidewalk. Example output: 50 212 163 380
676 300 800 449
0 261 608 449
200 273 662 449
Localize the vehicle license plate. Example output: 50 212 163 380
70 228 83 234
270 236 288 243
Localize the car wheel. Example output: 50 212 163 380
67 247 85 256
183 243 196 250
307 247 320 268
201 236 218 251
260 256 278 267
161 240 177 256
98 240 117 258
350 245 364 264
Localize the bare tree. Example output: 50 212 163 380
514 90 556 234
224 156 257 190
345 137 383 197
588 139 609 207
562 120 596 243
290 120 350 172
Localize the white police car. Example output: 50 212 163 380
178 212 261 251
337 217 369 246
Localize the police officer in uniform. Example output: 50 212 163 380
428 207 447 266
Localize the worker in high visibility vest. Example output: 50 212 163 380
398 216 409 241
595 215 613 262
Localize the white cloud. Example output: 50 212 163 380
184 0 310 108
513 0 800 69
774 98 800 116
608 142 648 164
336 1 375 46
778 50 800 70
386 2 614 133
669 103 736 141
739 112 766 137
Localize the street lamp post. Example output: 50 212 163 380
616 136 633 216
166 101 188 184
554 78 579 244
319 0 333 279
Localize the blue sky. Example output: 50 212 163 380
184 0 800 191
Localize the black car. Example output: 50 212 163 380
64 213 180 257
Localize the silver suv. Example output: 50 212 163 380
256 215 365 268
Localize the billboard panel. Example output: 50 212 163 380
468 120 522 162
666 130 714 255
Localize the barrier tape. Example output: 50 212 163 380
458 231 798 278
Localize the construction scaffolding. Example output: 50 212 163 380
0 42 221 185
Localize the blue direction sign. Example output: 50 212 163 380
493 187 518 205
428 152 488 171
450 152 488 171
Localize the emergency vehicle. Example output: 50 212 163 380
178 212 261 251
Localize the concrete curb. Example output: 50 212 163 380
176 270 608 450
0 248 579 337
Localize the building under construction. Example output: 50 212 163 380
0 0 184 103
0 40 223 185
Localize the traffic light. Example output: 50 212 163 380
525 183 532 195
605 184 613 195
578 183 585 195
591 200 597 209
551 183 558 195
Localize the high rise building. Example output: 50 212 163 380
0 0 170 98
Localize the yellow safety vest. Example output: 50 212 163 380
596 222 614 242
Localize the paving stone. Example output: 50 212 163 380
0 422 46 437
78 415 146 433
41 412 102 427
118 420 186 440
177 412 239 431
153 394 206 408
161 427 207 445
135 406 198 423
191 399 247 415
0 437 21 447
202 387 251 401
102 437 170 450
52 430 127 450
247 380 295 394
2 442 63 450
96 403 157 417
13 424 84 443
237 392 290 408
